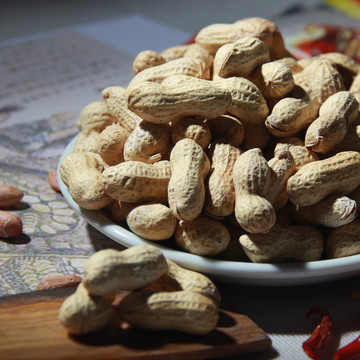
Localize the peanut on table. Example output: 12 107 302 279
59 16 360 264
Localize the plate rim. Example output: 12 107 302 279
58 133 360 286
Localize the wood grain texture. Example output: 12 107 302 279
0 288 271 360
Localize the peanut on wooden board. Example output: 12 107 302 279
59 245 220 335
61 15 360 263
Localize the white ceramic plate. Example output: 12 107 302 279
58 134 360 286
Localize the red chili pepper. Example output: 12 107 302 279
302 306 334 360
333 335 360 360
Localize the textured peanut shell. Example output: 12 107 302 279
110 201 139 224
126 203 176 240
117 290 219 335
292 195 357 228
232 149 276 233
326 219 360 258
77 101 116 135
126 79 231 124
73 131 100 154
175 216 230 257
213 77 269 125
240 224 324 263
101 160 171 203
83 246 168 296
265 85 320 137
129 57 208 85
132 50 166 75
274 137 319 171
205 141 242 218
294 59 344 105
58 283 113 335
305 91 359 153
170 117 211 150
213 37 269 78
249 61 294 99
102 86 141 132
168 139 210 221
59 152 111 210
160 45 189 62
287 151 360 206
98 123 130 166
123 120 170 163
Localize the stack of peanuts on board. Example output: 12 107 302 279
59 17 360 264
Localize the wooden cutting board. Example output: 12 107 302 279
0 287 271 360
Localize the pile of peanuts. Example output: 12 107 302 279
60 17 360 264
58 245 220 335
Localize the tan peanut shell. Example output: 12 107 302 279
249 61 294 99
102 86 141 132
59 152 111 210
287 151 360 206
168 139 210 221
73 131 100 154
82 246 168 296
77 101 116 135
109 200 139 224
129 57 208 85
265 85 320 137
126 78 231 124
175 216 230 256
165 259 221 304
160 45 189 61
126 203 177 240
117 290 219 335
294 59 345 105
266 150 295 209
232 149 276 233
292 195 357 228
58 283 113 335
325 219 360 258
274 137 319 171
101 160 171 203
213 37 269 78
98 123 130 166
213 77 269 125
240 224 324 263
305 91 359 153
132 50 166 75
170 117 211 150
205 141 242 218
123 120 170 163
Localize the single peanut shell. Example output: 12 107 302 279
117 290 219 335
240 224 324 263
123 120 170 163
175 216 230 257
326 219 360 258
126 203 177 240
292 195 357 228
132 50 166 75
168 139 210 221
83 246 168 296
287 151 360 206
101 160 171 203
58 283 113 335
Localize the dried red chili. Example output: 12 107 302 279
333 335 360 360
302 306 334 360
